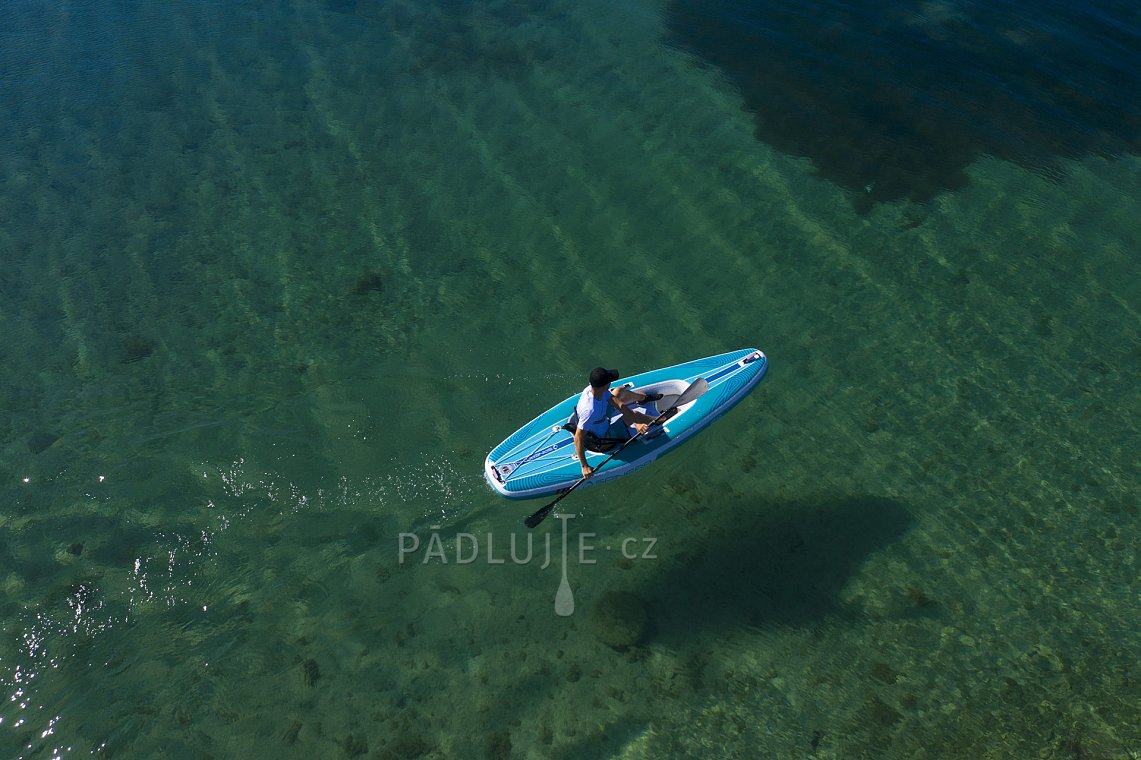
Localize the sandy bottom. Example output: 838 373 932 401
0 0 1137 757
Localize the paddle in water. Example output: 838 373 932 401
523 378 709 528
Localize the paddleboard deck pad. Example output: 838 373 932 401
484 348 768 500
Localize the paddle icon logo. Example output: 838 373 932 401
548 514 659 617
553 514 575 616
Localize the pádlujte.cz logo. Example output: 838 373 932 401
397 514 657 616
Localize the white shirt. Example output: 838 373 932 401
575 386 613 438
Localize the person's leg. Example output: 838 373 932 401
611 386 644 405
611 386 661 434
616 404 655 435
612 386 662 406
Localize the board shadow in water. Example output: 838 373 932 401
645 496 916 638
665 0 1141 211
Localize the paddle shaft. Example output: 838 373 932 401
523 421 654 528
523 378 708 528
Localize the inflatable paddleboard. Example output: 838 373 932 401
484 348 768 500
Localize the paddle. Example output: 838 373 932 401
523 378 710 529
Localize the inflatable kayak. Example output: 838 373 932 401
484 348 768 500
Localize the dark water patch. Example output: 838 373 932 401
665 0 1141 209
647 496 913 637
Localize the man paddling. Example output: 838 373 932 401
575 367 659 479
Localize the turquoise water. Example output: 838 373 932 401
1 0 1138 757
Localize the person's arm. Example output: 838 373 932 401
574 427 592 478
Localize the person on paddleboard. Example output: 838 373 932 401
575 367 660 479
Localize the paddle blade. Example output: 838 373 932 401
524 502 557 528
672 377 708 409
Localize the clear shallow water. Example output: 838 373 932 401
0 0 1137 758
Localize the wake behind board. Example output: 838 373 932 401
484 348 768 500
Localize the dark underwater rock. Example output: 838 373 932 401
342 733 368 757
301 657 321 686
350 272 383 295
121 336 154 363
589 591 648 650
28 431 58 454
